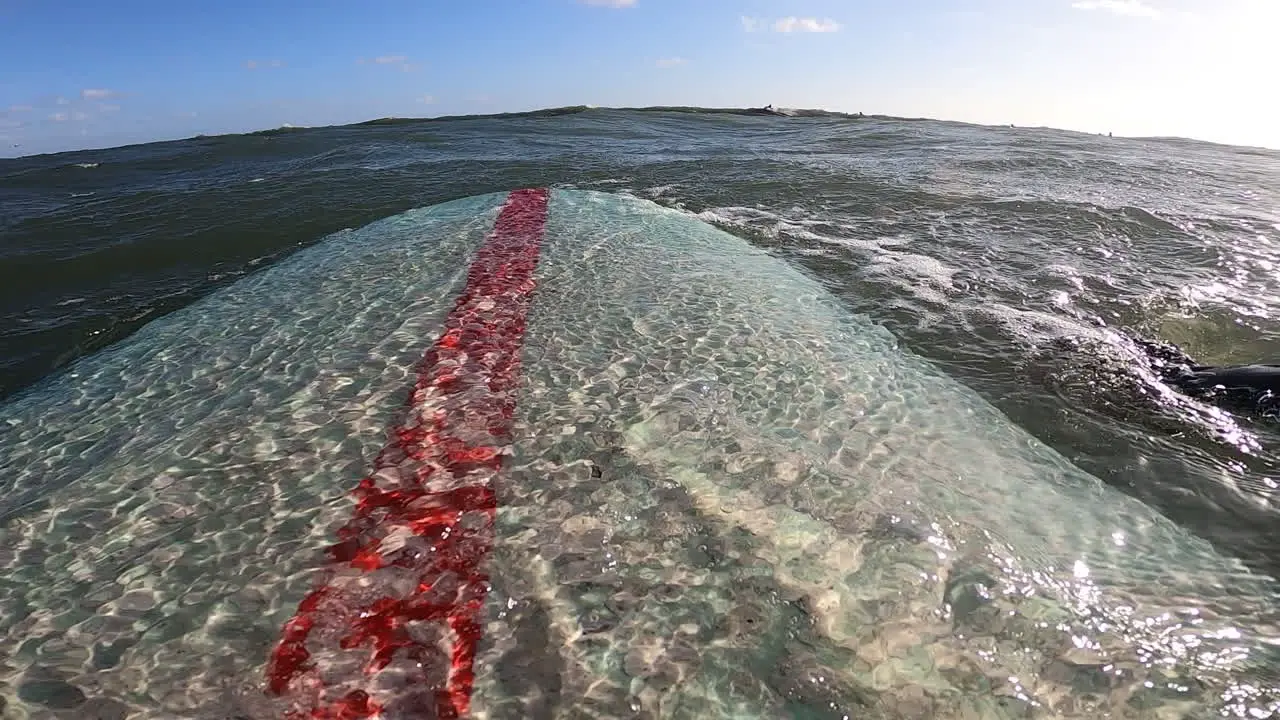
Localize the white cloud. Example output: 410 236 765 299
55 96 69 105
81 88 116 100
742 15 841 32
1071 0 1161 18
48 110 90 122
418 95 435 104
655 56 686 68
359 55 416 71
98 104 121 113
8 104 32 113
580 0 636 6
773 16 841 32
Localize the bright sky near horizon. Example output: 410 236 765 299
0 0 1276 157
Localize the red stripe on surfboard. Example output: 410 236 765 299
265 188 550 719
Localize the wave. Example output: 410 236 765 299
620 105 867 119
357 105 597 125
246 125 306 137
355 104 873 127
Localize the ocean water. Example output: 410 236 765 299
3 106 1280 718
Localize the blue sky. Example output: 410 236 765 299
0 0 1276 156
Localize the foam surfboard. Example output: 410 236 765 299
0 189 1277 719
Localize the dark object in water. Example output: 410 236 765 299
1178 364 1280 396
1137 339 1280 412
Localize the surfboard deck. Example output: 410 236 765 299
0 189 1276 719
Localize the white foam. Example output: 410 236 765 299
863 249 957 305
